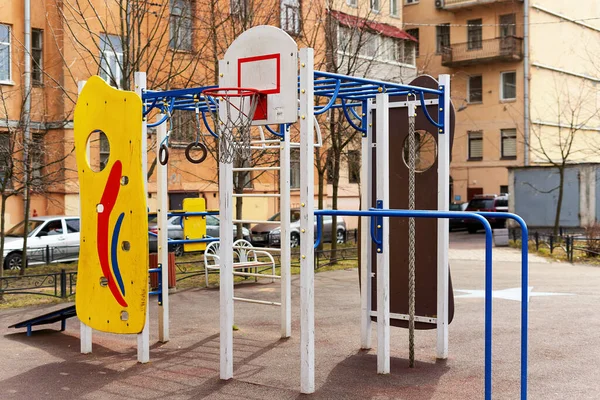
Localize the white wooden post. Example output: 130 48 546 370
135 72 150 363
156 114 169 343
437 74 451 359
218 60 235 380
78 79 93 355
280 126 292 338
360 99 373 349
299 47 315 394
375 92 390 374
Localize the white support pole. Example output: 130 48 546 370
218 60 234 381
360 99 373 349
156 115 169 343
280 127 292 338
135 71 150 364
436 74 451 360
299 48 315 394
375 92 390 374
78 79 93 355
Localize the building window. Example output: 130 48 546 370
170 110 196 144
467 19 482 50
338 26 357 54
31 134 44 189
32 29 43 85
468 75 482 103
468 131 483 160
405 0 419 4
501 129 517 159
100 134 110 170
360 32 379 58
170 0 193 51
346 0 357 6
401 40 416 66
371 0 380 12
281 0 301 35
0 24 11 83
347 150 360 184
406 28 419 57
390 0 398 16
499 14 516 37
436 24 450 54
500 185 508 194
99 34 123 88
381 36 398 62
290 148 300 188
500 71 517 100
0 133 11 188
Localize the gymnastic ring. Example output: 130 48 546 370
159 143 169 165
185 142 208 164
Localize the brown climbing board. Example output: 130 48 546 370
369 75 456 329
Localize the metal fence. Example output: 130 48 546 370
0 269 77 298
509 228 600 263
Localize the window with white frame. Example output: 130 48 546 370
405 0 419 4
360 32 379 58
371 0 380 12
32 29 43 85
346 0 358 6
402 40 416 65
390 0 399 16
170 0 193 51
501 129 517 158
0 24 10 83
500 71 516 100
338 26 356 54
468 131 483 160
281 0 301 35
99 34 123 88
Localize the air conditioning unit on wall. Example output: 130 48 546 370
435 0 443 8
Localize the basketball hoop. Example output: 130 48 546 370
202 87 260 163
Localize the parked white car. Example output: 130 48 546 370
2 216 81 270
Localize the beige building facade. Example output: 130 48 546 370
405 0 600 203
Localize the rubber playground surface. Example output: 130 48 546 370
1 234 599 399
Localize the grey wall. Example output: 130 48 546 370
513 167 580 227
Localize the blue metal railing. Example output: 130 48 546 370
313 208 529 400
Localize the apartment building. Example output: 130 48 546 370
404 0 600 203
0 0 417 229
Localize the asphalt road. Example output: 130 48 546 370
1 232 599 399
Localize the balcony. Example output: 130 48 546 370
441 0 519 11
441 37 523 67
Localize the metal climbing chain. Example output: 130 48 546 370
408 105 417 368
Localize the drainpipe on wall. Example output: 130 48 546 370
523 0 530 166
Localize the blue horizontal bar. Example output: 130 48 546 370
167 211 220 217
314 71 443 96
167 238 217 245
149 290 161 295
149 268 161 273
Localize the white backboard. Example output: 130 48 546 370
221 25 298 126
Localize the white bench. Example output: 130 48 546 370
204 239 277 289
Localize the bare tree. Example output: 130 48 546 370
526 73 600 235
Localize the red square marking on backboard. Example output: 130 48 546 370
237 53 281 95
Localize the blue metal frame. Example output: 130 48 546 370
141 71 446 141
313 209 529 400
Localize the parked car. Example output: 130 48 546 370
449 202 468 231
205 214 252 242
251 209 346 248
148 215 185 256
465 194 509 233
2 216 81 270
